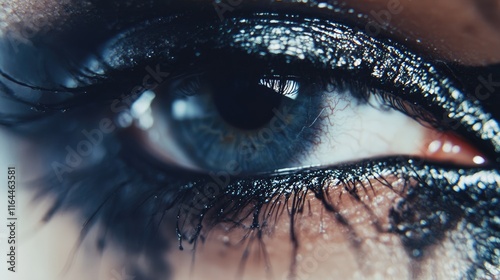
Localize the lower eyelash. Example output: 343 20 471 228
10 52 498 280
174 160 500 280
33 131 500 280
5 14 495 278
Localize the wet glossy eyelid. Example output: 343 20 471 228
1 12 499 162
7 11 496 278
88 12 500 161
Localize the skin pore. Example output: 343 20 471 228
0 1 499 280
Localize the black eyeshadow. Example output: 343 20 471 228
5 13 500 160
1 11 499 280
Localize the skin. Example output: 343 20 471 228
0 1 498 279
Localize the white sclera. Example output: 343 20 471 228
133 87 426 171
295 91 424 168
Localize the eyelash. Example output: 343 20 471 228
1 12 499 279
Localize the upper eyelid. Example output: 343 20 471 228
1 12 500 161
0 1 440 57
21 13 500 145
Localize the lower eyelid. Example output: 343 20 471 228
171 158 498 278
22 113 498 279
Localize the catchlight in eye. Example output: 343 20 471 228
122 58 486 175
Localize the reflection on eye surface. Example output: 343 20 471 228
130 53 486 173
0 1 499 280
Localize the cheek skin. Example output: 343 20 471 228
167 176 469 279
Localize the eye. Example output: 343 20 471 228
128 55 485 174
102 16 488 175
1 7 499 280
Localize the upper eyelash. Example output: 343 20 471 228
2 12 499 146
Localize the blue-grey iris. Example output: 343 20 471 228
156 67 323 174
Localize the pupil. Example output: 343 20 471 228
211 75 283 130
